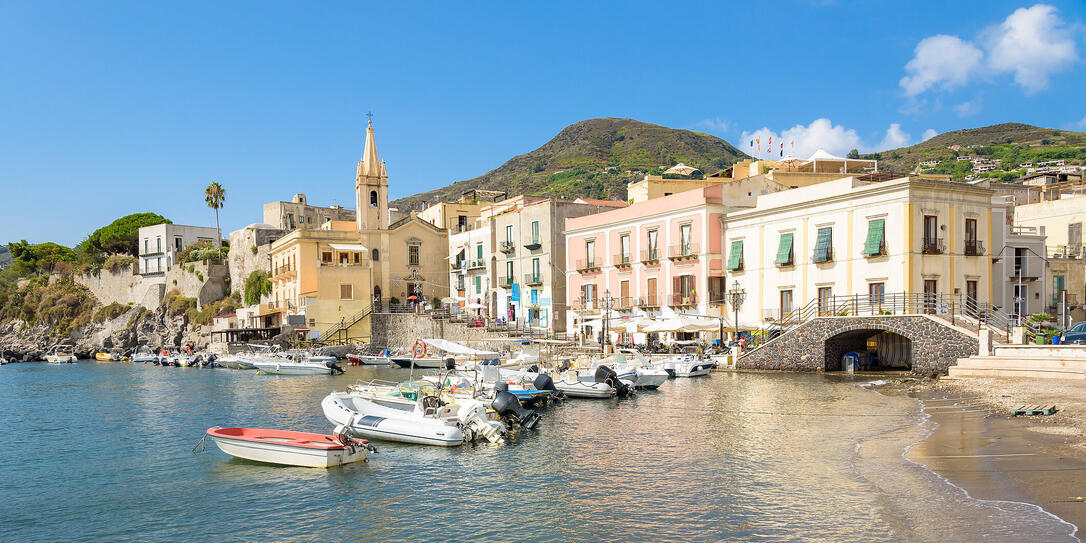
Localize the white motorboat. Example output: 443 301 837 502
129 345 160 364
44 345 77 364
605 350 669 389
252 354 343 375
390 356 449 369
0 357 7 365
551 369 616 399
664 354 713 377
205 426 375 468
322 392 505 446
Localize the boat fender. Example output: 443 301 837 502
491 391 542 430
412 340 426 358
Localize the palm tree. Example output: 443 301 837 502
204 181 226 257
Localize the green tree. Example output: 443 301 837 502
846 149 860 159
79 213 171 257
243 270 271 306
204 181 226 257
7 240 76 276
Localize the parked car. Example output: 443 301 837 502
1061 322 1086 345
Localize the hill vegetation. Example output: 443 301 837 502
393 118 747 209
76 212 171 258
861 123 1086 182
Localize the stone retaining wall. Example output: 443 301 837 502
370 314 511 355
75 268 164 310
165 261 229 309
739 315 978 375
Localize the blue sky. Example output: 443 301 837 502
2 1 1084 246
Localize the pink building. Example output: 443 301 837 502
564 185 728 340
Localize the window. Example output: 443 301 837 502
456 274 464 290
475 275 482 295
1053 275 1065 307
156 237 162 252
922 215 940 254
322 251 332 264
288 213 295 229
708 277 725 302
619 234 630 263
967 280 978 303
340 284 354 300
813 227 832 262
646 277 657 306
780 289 793 316
458 215 467 231
964 218 979 255
157 256 163 272
620 280 630 306
369 190 378 207
1070 222 1082 247
585 240 595 267
817 287 832 315
174 237 183 251
532 257 540 281
408 244 420 266
1014 247 1026 276
506 225 513 243
531 221 540 244
476 243 483 261
727 240 743 271
371 248 379 261
680 223 692 254
582 283 596 307
869 282 885 304
530 289 539 305
143 238 148 254
506 261 513 282
646 229 658 260
775 233 794 265
923 280 937 313
862 220 885 257
339 252 350 264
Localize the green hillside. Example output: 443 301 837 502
393 118 748 209
0 246 10 268
865 123 1086 182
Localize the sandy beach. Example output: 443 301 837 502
907 377 1086 532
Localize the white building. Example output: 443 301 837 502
448 223 495 312
137 223 221 276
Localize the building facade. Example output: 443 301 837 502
137 223 221 277
263 193 355 231
448 224 492 309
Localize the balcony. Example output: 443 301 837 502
523 273 543 286
498 276 514 288
670 293 698 306
499 241 516 254
640 249 660 264
668 243 699 261
922 237 945 255
862 242 886 258
467 259 487 270
613 253 632 268
449 260 463 271
637 296 661 308
708 293 726 305
572 297 597 311
576 259 600 272
614 297 634 310
523 238 542 251
964 239 985 256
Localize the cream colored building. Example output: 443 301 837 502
267 121 450 341
1013 192 1086 322
723 176 1001 330
419 189 507 233
263 193 355 231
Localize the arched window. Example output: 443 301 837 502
369 190 378 207
371 248 379 261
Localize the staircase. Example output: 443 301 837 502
949 345 1086 379
319 304 374 345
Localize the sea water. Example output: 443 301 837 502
0 363 1077 542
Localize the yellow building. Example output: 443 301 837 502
418 189 507 233
268 120 450 342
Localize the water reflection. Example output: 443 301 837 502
0 364 1076 542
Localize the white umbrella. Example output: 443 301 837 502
464 302 486 309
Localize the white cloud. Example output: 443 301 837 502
1077 115 1086 129
690 118 732 135
922 128 939 141
953 97 983 117
899 35 983 96
740 118 912 158
876 123 911 150
985 4 1077 94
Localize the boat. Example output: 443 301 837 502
551 368 618 399
346 349 399 365
205 426 376 468
390 356 450 369
663 354 713 378
0 357 7 365
94 348 124 362
129 345 160 364
251 353 344 375
322 391 506 446
604 350 669 389
44 345 77 364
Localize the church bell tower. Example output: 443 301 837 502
355 119 389 230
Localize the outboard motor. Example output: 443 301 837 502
444 357 456 370
532 373 564 401
526 364 539 374
594 365 632 397
325 360 345 375
491 390 542 430
556 359 571 373
493 381 509 393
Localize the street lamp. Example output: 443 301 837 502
727 280 746 347
601 288 615 353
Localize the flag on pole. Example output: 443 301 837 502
756 137 760 152
750 139 754 149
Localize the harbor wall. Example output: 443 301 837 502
165 261 230 309
370 313 511 355
75 267 164 311
227 225 284 291
738 315 979 375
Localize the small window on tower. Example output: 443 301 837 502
372 248 379 261
370 190 378 207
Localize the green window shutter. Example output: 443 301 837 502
775 233 794 265
862 219 885 256
813 228 833 262
727 240 744 270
